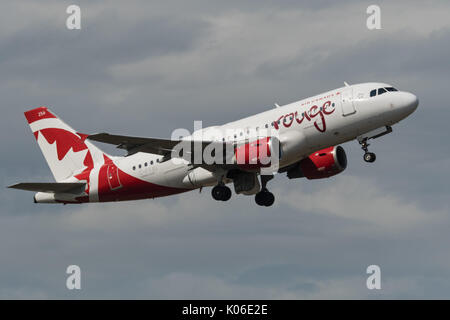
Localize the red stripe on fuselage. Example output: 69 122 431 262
97 165 189 202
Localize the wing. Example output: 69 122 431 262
88 133 231 161
8 182 86 194
88 133 181 156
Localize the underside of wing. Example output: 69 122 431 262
8 182 86 194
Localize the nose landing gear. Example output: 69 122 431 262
357 126 392 163
363 151 376 163
255 174 275 207
360 138 376 163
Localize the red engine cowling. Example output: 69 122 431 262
235 137 278 171
299 146 347 179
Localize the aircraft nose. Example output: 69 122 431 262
401 92 419 113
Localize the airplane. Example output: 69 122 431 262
8 82 418 207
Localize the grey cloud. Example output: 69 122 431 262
0 14 210 87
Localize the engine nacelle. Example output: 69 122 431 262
234 137 279 171
289 146 347 180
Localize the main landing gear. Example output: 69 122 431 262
210 174 275 206
359 138 376 163
255 175 275 207
211 184 232 201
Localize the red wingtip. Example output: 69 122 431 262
24 106 57 124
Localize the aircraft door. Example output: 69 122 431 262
341 87 356 116
107 163 122 190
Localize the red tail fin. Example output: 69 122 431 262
25 107 107 181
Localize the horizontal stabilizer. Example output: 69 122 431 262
8 182 86 194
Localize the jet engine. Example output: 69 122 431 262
287 146 347 180
234 137 280 171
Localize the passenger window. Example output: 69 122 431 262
144 162 148 167
132 166 136 170
370 89 376 97
378 88 387 95
138 164 142 169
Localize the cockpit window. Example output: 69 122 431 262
378 88 387 95
370 86 398 97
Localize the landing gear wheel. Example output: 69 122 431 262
211 186 222 201
363 152 376 163
263 191 275 207
359 138 376 163
255 189 275 207
255 192 265 206
211 185 232 201
222 186 232 201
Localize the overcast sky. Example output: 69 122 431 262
1 0 450 299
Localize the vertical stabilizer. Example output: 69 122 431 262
24 106 107 181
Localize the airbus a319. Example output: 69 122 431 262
8 82 418 207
